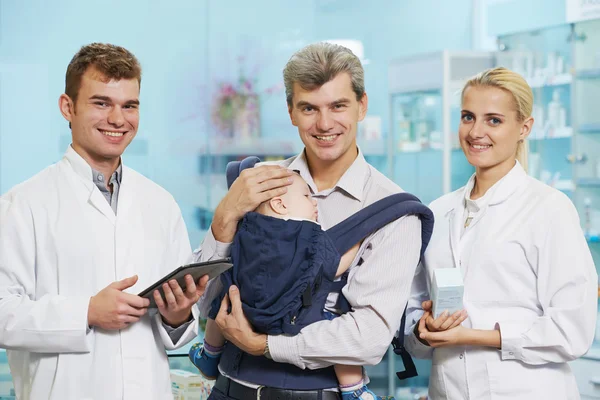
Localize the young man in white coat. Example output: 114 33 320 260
0 43 207 399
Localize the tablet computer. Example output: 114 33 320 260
138 258 233 308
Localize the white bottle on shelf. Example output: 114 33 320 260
547 90 566 132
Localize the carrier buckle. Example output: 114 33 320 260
256 385 264 399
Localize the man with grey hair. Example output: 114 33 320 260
194 42 422 400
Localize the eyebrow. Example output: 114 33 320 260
295 98 351 109
461 109 505 118
89 95 140 106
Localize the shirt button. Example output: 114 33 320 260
459 353 464 359
509 352 514 356
98 175 104 182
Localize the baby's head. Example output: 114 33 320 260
255 172 318 222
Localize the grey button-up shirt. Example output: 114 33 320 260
92 166 122 214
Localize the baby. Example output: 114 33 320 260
189 172 380 400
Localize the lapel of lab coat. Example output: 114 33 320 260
63 146 117 225
445 161 528 272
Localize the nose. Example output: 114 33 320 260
316 111 334 132
312 198 318 207
467 119 485 139
107 106 125 127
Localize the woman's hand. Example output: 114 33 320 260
418 318 471 348
422 300 468 332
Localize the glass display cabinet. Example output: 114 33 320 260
497 19 600 399
388 51 494 205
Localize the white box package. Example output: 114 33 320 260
431 268 464 319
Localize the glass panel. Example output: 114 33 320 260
391 90 444 204
573 18 600 348
497 25 574 190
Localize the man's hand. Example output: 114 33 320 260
88 275 149 330
212 166 294 242
215 285 266 356
155 274 209 327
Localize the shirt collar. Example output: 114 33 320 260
92 164 122 186
459 160 527 210
64 145 123 185
288 146 368 202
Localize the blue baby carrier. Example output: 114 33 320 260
211 156 434 389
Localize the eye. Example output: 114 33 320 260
302 106 314 113
124 104 138 109
94 102 108 107
489 117 501 126
333 104 346 110
461 114 473 122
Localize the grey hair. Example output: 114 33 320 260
283 42 365 107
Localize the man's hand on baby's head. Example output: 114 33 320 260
213 165 294 242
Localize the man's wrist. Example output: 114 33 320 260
263 335 272 359
162 309 192 328
212 205 239 243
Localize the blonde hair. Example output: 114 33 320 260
461 67 533 172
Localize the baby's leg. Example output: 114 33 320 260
336 364 381 400
204 318 225 348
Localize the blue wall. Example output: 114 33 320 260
0 0 473 246
487 0 567 36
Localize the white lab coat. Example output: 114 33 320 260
0 146 199 400
405 161 598 400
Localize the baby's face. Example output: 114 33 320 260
283 175 318 221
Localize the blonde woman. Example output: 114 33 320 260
405 67 598 399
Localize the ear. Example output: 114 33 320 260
59 94 75 123
288 104 298 127
358 92 368 122
520 116 533 141
268 197 288 216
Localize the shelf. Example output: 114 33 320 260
553 179 575 192
200 138 302 157
527 73 572 88
529 127 573 140
579 124 600 134
359 141 387 156
576 69 600 80
577 178 600 188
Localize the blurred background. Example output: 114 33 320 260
1 0 600 398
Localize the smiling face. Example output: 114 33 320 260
288 73 367 169
459 85 532 175
59 66 140 168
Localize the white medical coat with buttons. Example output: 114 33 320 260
405 161 598 400
0 147 199 399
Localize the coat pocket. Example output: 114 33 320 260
486 360 569 400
